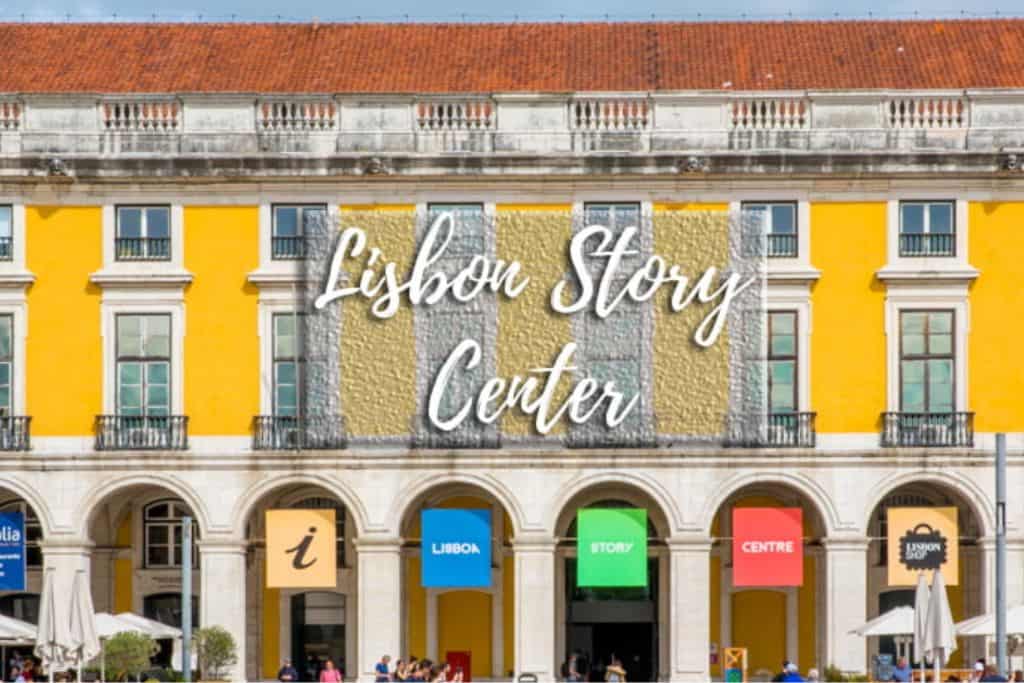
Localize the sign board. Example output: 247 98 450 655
724 647 747 683
421 508 492 588
0 512 25 591
266 509 337 588
576 508 647 587
887 506 959 586
732 507 803 587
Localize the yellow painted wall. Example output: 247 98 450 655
810 203 887 432
710 555 721 677
113 511 133 612
653 207 731 435
495 206 573 436
338 206 417 436
502 553 514 676
262 586 281 678
733 590 786 676
26 206 102 434
183 207 260 434
968 202 1024 431
406 555 427 658
438 591 492 678
798 555 816 669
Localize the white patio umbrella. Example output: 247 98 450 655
34 568 71 683
913 571 931 677
922 569 958 682
113 613 182 640
68 570 101 671
956 604 1024 636
851 605 916 661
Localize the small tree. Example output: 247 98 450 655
101 631 159 681
193 626 237 681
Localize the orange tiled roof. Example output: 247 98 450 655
0 20 1022 93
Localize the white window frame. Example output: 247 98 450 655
114 205 173 262
884 288 968 414
258 299 302 416
142 498 198 570
883 198 970 274
101 204 184 271
765 294 812 413
730 199 818 283
253 202 339 277
101 297 185 416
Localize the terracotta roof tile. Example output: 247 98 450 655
0 19 1021 93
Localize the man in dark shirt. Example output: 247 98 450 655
277 658 299 682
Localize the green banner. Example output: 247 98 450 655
576 508 648 587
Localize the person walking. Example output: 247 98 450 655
604 655 626 682
278 658 300 682
319 658 343 683
781 662 805 682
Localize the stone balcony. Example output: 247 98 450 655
1 91 1023 176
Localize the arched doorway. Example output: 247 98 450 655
554 483 672 683
243 485 356 681
399 483 515 680
865 480 985 669
709 483 828 681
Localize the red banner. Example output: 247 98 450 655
732 507 803 586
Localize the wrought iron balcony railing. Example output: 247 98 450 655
271 236 305 260
252 415 348 450
766 233 798 258
725 412 817 448
115 237 171 261
898 232 955 257
0 416 31 451
881 411 974 447
95 415 189 451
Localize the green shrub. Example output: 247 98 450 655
193 626 238 681
100 631 159 681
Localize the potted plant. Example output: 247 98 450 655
192 626 238 681
100 631 159 682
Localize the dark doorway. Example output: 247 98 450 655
291 592 346 681
144 592 199 669
568 622 655 682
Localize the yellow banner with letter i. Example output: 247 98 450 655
266 509 337 588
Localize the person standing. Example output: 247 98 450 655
604 655 626 682
781 663 805 682
319 658 343 683
278 658 299 682
375 655 392 682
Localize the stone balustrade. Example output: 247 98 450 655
0 91 1022 163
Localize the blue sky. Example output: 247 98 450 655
2 0 1018 22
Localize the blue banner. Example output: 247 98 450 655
421 508 491 588
0 512 25 591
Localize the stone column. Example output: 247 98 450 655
668 536 712 681
198 539 248 682
513 536 556 680
822 537 869 675
356 536 403 682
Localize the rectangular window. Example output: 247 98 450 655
899 201 955 256
116 314 171 417
116 206 171 261
742 202 798 257
900 310 955 413
0 206 11 261
272 205 326 260
273 313 304 417
768 311 797 413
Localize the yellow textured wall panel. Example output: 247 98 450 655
183 207 260 434
496 210 574 436
810 203 887 432
26 206 102 435
653 211 730 435
653 202 729 212
438 590 492 678
969 202 1024 432
338 209 416 436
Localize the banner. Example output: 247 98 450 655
266 509 337 588
0 512 25 591
887 506 959 586
421 508 492 588
732 507 803 586
576 508 647 587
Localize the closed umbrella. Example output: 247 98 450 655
922 569 958 682
34 568 71 683
913 571 931 676
68 570 101 670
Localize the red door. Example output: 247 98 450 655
446 650 471 682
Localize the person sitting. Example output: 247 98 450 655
892 656 912 682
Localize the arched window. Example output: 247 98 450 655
292 498 346 567
0 499 41 567
144 499 197 569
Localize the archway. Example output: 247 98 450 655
865 478 986 670
554 481 673 683
85 481 205 674
708 482 829 681
399 482 516 681
0 490 48 680
242 483 357 681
